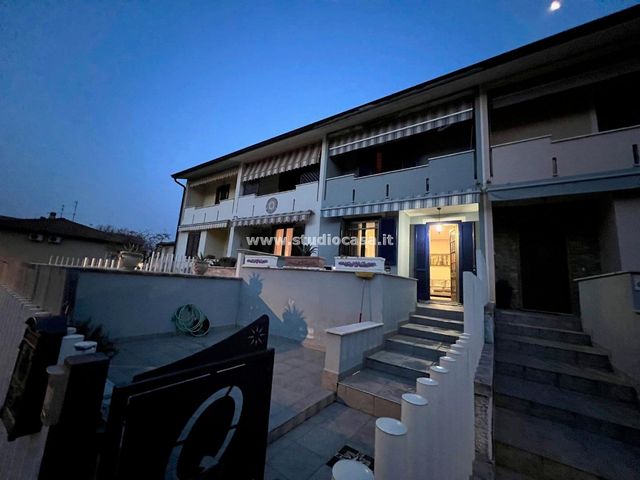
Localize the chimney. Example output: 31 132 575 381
49 212 57 219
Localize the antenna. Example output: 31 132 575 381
72 201 78 221
60 204 65 218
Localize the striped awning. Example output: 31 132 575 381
178 220 229 232
189 168 239 188
232 210 313 227
321 190 479 218
242 144 321 181
329 99 473 156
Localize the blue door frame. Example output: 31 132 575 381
414 221 475 303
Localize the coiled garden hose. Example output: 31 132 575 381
172 304 210 337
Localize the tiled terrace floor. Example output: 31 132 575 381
265 402 376 480
108 327 336 440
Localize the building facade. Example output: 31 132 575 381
172 7 640 310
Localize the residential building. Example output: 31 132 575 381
0 212 134 263
173 6 640 310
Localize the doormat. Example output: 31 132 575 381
326 445 374 471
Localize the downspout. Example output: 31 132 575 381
173 177 187 253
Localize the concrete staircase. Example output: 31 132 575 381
494 309 640 480
337 302 463 419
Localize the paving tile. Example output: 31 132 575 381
297 425 349 458
267 441 327 480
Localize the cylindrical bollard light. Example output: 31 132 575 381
428 365 450 480
57 334 85 364
73 340 97 356
332 459 374 480
439 355 460 480
452 342 475 478
375 417 408 480
401 393 429 480
416 377 439 480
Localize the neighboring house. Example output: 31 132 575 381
172 7 640 311
0 213 134 263
155 241 175 257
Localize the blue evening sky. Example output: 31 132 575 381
1 0 637 235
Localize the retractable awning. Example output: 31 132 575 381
189 168 239 188
232 210 313 227
329 99 473 156
241 144 321 181
178 220 229 232
321 190 479 218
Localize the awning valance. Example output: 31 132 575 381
329 100 473 156
189 168 239 188
178 220 229 232
232 210 313 227
321 190 478 218
241 144 321 182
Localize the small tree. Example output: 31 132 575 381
96 225 170 255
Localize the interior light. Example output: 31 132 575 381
549 1 561 12
436 224 443 233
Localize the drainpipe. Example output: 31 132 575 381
173 177 186 254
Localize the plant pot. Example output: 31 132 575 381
283 256 326 269
119 252 144 270
193 261 209 276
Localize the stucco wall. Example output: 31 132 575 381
578 273 640 384
0 231 117 264
238 267 416 350
71 270 241 339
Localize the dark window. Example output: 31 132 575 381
345 219 379 257
215 184 230 204
185 232 200 258
243 180 259 195
595 73 640 132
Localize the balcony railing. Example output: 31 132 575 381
323 150 476 206
235 181 319 218
490 125 640 185
181 198 234 225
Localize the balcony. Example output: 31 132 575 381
490 126 640 186
323 150 476 207
235 181 319 218
181 199 234 226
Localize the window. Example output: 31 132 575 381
272 225 304 256
185 232 200 258
215 184 230 204
345 220 379 257
243 180 259 195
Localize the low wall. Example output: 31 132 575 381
71 269 242 339
577 272 640 384
0 285 51 479
238 267 417 350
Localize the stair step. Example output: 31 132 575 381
496 322 591 346
495 351 638 404
399 323 462 344
494 374 640 446
365 350 435 380
386 334 449 361
415 302 464 321
409 314 465 332
495 309 582 332
495 333 611 369
337 368 414 419
495 407 640 480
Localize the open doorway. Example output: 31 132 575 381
428 223 459 302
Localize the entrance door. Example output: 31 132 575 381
414 221 475 303
520 230 571 313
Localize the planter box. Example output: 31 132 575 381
283 256 326 269
204 266 237 278
334 256 386 273
243 255 278 268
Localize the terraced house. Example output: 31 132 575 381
174 7 640 308
171 8 640 478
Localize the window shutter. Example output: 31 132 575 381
378 217 397 266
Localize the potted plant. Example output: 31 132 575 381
119 243 144 270
283 244 326 268
192 253 210 275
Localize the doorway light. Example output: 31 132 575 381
549 1 561 12
435 207 443 233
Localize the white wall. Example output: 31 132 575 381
176 232 189 257
72 270 241 339
237 267 416 350
578 273 640 384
